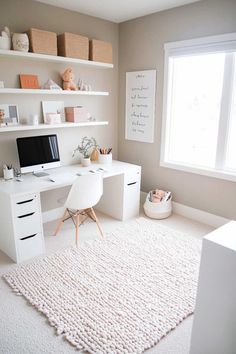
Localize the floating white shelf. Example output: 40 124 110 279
0 49 114 68
0 88 109 96
0 121 109 133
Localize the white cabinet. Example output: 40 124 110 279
190 221 236 354
123 169 141 221
123 181 140 221
96 166 141 221
0 192 45 263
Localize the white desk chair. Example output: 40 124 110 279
54 173 104 246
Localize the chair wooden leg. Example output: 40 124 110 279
90 207 104 239
85 208 95 222
54 209 68 236
76 212 80 247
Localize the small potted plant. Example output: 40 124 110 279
73 136 98 167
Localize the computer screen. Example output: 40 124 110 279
17 134 60 174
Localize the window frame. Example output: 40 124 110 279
160 32 236 183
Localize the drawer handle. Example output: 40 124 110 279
20 234 37 241
18 212 35 219
127 182 137 186
17 198 34 205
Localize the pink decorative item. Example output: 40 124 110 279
152 189 165 203
65 106 90 122
61 68 77 91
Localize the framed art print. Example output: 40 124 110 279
0 104 19 126
42 101 65 124
20 74 39 89
125 70 156 143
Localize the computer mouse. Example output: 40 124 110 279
48 177 56 182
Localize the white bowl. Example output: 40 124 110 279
0 37 11 50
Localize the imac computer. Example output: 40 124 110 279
17 134 60 176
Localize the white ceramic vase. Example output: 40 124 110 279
12 33 29 52
0 36 11 50
81 157 91 167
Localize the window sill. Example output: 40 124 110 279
160 160 236 183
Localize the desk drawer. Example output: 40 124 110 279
13 194 40 217
17 232 44 263
14 211 42 239
124 169 141 185
123 177 140 220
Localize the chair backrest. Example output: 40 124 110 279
65 173 103 211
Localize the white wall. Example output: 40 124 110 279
118 0 236 220
0 0 119 212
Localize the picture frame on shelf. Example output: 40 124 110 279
0 104 19 127
42 100 65 124
20 74 39 89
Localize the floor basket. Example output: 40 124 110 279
144 193 172 219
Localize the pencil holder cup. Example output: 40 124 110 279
3 168 14 180
98 153 112 164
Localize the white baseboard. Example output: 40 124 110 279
42 207 64 224
43 192 229 228
171 201 229 228
140 191 229 228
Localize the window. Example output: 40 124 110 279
161 33 236 182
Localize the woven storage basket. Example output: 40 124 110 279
57 32 89 60
144 194 172 220
27 28 57 55
89 39 113 64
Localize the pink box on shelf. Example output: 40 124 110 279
65 106 90 122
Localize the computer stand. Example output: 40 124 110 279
33 171 49 177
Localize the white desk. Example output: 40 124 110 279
0 160 141 263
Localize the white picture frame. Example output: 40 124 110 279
42 101 65 124
0 104 19 126
125 70 156 143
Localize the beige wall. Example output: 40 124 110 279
118 0 236 220
0 0 118 211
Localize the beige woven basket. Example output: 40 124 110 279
57 32 89 60
27 28 57 55
89 39 113 64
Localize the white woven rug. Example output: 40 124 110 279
3 218 201 354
